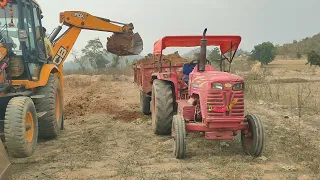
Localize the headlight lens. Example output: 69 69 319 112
233 83 244 91
211 83 223 90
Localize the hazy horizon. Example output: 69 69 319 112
37 0 320 61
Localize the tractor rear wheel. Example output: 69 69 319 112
151 79 174 135
140 91 151 115
241 114 264 157
4 96 38 158
34 75 63 139
172 115 186 159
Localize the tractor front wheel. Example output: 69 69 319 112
172 115 186 159
34 75 63 139
151 79 174 135
241 114 264 157
4 97 38 158
140 91 151 115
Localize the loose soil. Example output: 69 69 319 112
135 51 190 66
9 74 319 180
106 33 141 56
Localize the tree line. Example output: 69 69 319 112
75 35 320 70
72 38 133 71
248 41 320 67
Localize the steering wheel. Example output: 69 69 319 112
190 59 211 65
190 59 198 65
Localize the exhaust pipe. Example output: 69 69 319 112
198 28 207 72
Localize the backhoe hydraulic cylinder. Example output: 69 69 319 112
48 25 62 42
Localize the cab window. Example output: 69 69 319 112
0 4 21 55
33 6 46 60
23 4 36 53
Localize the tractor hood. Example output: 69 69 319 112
192 71 244 83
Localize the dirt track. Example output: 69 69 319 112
10 75 318 180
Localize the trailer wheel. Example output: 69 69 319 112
4 96 38 158
151 79 174 135
34 75 63 139
241 114 264 157
140 91 151 115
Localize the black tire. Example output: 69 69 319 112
172 115 186 159
241 114 264 157
34 75 63 139
151 79 174 135
140 91 151 115
4 96 38 158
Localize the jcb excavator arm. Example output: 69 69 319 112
49 11 143 68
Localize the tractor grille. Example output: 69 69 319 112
207 91 244 118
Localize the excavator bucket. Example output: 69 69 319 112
106 32 143 56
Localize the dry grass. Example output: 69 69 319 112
237 59 320 175
63 67 134 76
11 58 320 179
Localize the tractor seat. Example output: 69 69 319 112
182 63 196 84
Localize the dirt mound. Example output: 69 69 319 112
63 75 142 121
64 92 141 121
135 51 190 66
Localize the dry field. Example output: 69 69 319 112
7 58 320 179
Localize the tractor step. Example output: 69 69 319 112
31 95 45 99
37 112 47 118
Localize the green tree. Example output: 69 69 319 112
125 58 130 67
208 47 221 62
207 48 221 69
249 42 276 66
111 55 120 68
296 52 302 59
71 49 89 71
132 59 138 65
81 38 109 69
306 51 320 67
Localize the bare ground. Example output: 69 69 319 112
10 75 319 180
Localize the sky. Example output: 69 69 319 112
37 0 320 61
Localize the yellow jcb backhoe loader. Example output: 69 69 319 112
0 0 143 158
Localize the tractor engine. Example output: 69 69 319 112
188 95 202 122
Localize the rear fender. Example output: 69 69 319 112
151 72 179 101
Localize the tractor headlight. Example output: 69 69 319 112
233 83 244 91
211 83 223 90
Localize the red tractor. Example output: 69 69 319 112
148 29 264 159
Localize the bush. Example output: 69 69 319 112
306 51 320 67
249 42 276 66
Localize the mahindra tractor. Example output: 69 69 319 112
147 29 264 159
